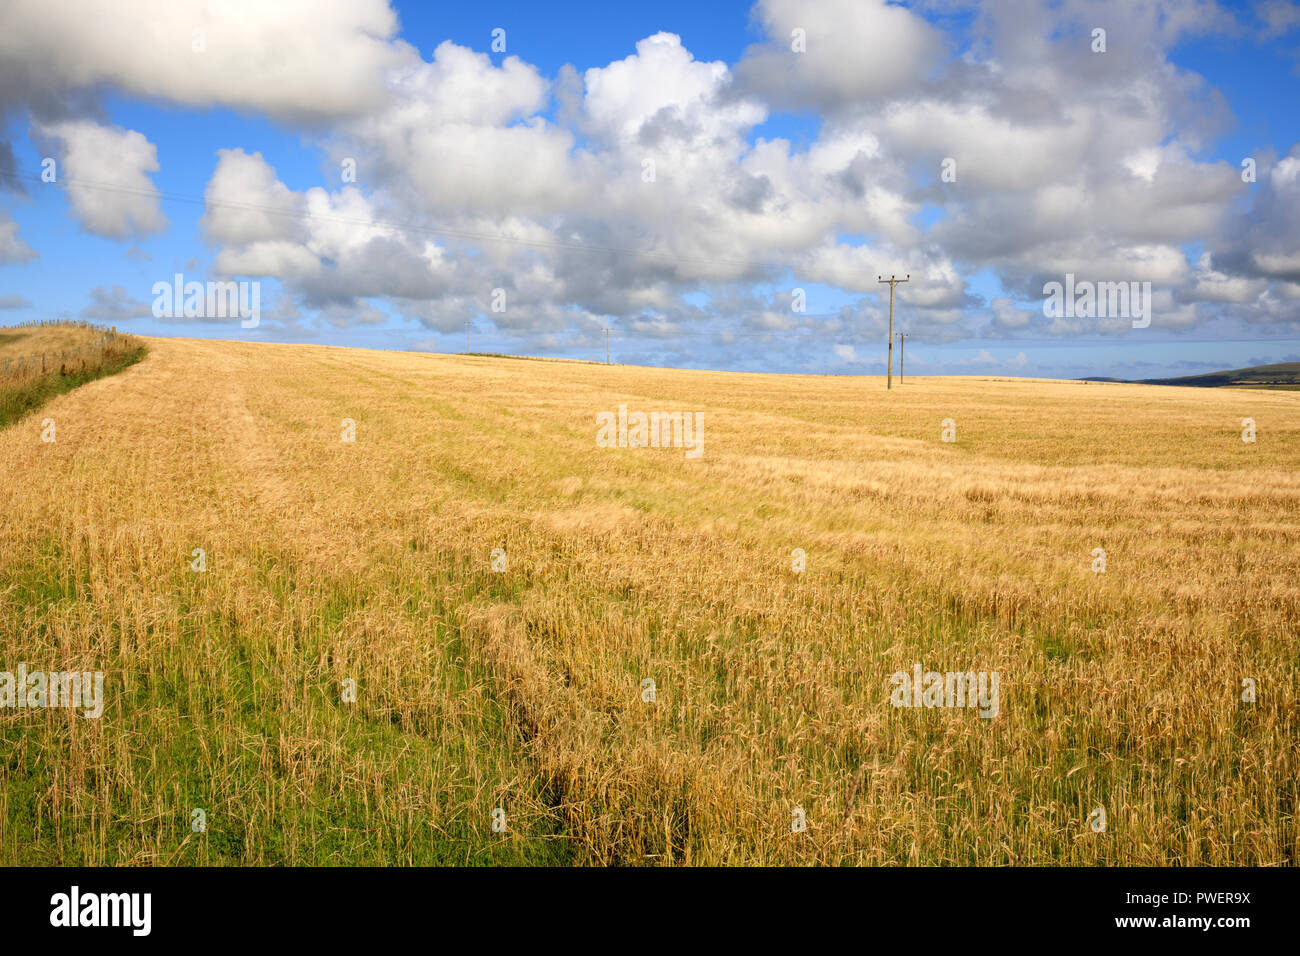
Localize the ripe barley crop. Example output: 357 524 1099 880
1 336 1296 865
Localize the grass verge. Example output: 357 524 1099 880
0 339 146 429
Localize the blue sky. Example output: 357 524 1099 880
1 0 1299 378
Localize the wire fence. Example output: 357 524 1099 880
1 320 125 383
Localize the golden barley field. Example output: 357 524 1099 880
1 335 1297 865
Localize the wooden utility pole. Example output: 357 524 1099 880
604 327 610 364
897 332 906 383
877 274 909 389
466 321 471 355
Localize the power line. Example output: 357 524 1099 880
878 273 909 389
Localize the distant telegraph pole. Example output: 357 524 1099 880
466 321 471 355
878 274 909 389
897 332 906 383
604 327 611 364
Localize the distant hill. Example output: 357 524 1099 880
1083 362 1300 390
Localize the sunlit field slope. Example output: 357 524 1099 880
0 321 145 428
1 336 1297 865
